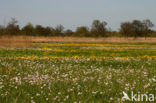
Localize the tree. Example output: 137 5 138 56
35 25 52 36
120 19 154 38
22 23 35 36
120 22 133 37
45 27 53 36
52 25 64 36
131 20 145 38
143 19 154 39
91 20 107 37
0 25 5 36
75 26 89 36
6 18 20 35
64 29 73 36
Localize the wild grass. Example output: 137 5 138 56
0 41 156 103
1 35 156 47
0 36 32 48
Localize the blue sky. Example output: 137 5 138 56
0 0 156 31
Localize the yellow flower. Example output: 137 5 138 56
8 67 16 71
42 47 51 51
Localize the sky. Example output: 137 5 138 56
0 0 156 31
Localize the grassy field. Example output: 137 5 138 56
0 41 156 103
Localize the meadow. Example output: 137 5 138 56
0 41 156 103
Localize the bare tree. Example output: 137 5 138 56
120 19 154 38
52 24 64 36
6 18 20 35
143 19 154 39
120 22 133 37
91 20 107 37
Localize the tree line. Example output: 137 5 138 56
0 18 155 38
